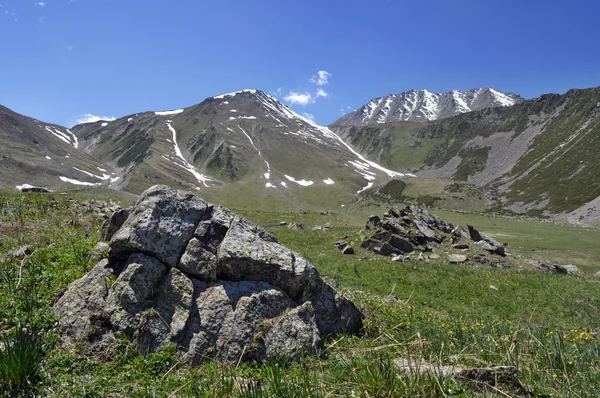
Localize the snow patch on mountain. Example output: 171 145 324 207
155 109 185 116
59 176 101 186
285 175 314 186
166 122 211 187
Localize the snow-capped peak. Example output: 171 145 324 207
335 88 523 126
213 89 258 99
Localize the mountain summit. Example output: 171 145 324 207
333 88 523 126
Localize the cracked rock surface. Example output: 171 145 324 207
54 185 363 363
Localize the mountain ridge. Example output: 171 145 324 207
332 88 523 126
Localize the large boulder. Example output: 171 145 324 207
53 185 363 364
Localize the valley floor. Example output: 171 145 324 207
0 189 599 397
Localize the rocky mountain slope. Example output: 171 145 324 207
333 88 523 125
332 87 600 224
1 91 403 209
0 105 120 190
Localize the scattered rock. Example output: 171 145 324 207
287 222 304 231
394 359 529 395
561 264 583 276
312 225 323 231
451 225 470 239
452 244 469 250
53 185 363 364
323 222 334 230
334 240 348 250
429 254 440 260
448 254 468 263
279 221 287 226
529 258 582 276
489 285 498 291
391 255 404 262
360 206 512 268
467 225 483 242
19 185 51 193
365 215 381 230
474 254 504 268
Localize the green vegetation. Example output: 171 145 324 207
452 147 491 181
1 189 599 396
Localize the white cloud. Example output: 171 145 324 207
316 88 329 98
64 44 73 52
283 91 315 106
76 114 116 125
37 2 46 6
309 71 331 86
340 105 353 114
302 112 315 122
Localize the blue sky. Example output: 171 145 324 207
1 0 599 126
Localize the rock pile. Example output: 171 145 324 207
54 185 363 364
360 205 507 264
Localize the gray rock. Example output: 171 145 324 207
177 238 217 281
101 208 130 242
451 225 470 239
110 186 210 267
381 219 405 235
287 222 304 230
467 225 483 242
312 225 323 231
218 217 316 299
394 359 528 395
388 235 415 253
86 242 110 265
279 221 287 226
106 253 168 335
365 215 381 230
561 264 583 276
391 255 404 262
476 238 505 256
429 254 440 260
452 244 469 250
20 186 51 193
474 254 503 268
595 271 600 277
323 222 334 229
342 246 355 255
264 302 323 361
136 268 195 352
53 259 115 345
448 254 468 263
216 282 293 361
334 240 348 250
373 243 400 257
413 217 437 240
54 185 363 364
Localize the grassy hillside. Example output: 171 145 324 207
1 190 599 396
334 88 600 218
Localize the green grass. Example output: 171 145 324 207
1 189 600 396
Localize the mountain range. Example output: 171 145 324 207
332 88 523 125
1 86 599 225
